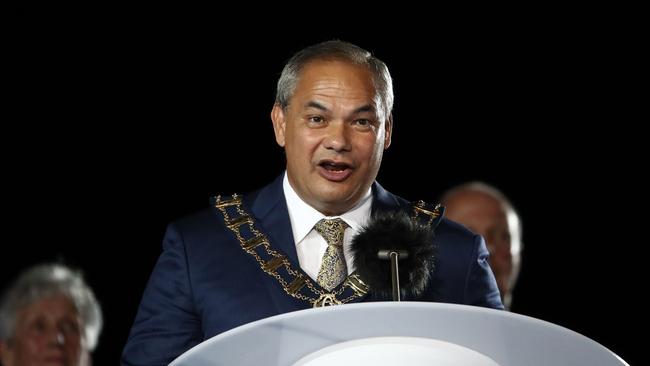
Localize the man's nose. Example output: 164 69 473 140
56 332 65 346
323 121 351 152
47 328 66 347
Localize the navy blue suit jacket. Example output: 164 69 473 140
122 176 503 365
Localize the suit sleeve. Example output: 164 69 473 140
464 234 505 310
122 223 203 366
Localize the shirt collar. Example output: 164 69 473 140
283 172 372 244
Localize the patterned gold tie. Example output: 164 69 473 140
314 218 349 291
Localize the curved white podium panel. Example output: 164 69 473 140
292 337 500 366
169 302 627 366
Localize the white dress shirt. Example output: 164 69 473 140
283 172 372 282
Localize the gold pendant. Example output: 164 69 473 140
313 293 342 307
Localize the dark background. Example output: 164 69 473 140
4 6 642 365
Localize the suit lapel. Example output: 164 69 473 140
240 175 308 311
371 181 404 215
246 175 299 265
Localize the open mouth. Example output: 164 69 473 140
318 160 353 181
321 161 350 171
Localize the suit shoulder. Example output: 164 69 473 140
435 218 480 248
168 181 271 232
437 218 475 237
170 207 220 233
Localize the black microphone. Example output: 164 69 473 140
350 210 436 300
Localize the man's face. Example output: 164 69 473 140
0 294 88 366
444 191 515 298
272 60 392 215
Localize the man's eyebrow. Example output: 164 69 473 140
305 101 329 111
353 105 376 114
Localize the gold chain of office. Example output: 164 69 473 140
214 194 441 308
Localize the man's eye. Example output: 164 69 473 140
309 116 324 123
354 119 375 130
60 320 80 335
32 319 48 332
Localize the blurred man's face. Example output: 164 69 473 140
444 191 516 302
0 294 88 366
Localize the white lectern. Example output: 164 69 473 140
169 302 627 366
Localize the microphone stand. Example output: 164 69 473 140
377 250 409 301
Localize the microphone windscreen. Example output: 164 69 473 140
350 210 436 299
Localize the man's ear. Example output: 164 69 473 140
384 114 393 149
271 103 286 147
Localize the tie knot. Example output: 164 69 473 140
314 218 348 247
